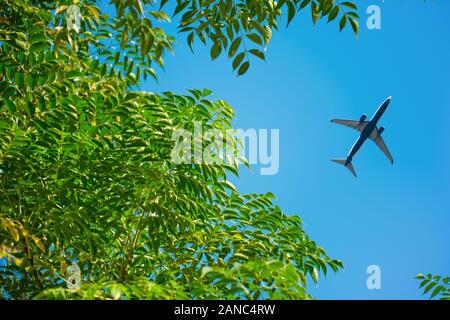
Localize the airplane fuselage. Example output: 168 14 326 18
345 97 391 166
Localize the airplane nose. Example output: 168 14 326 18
387 96 392 101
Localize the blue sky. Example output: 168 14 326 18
136 1 450 299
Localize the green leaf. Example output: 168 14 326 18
221 180 238 192
423 281 437 294
419 279 429 289
201 266 214 278
312 267 319 284
210 41 222 60
110 285 122 300
187 32 194 52
287 1 296 27
263 26 272 47
174 1 189 16
15 72 24 87
349 18 359 37
341 2 357 10
346 11 359 19
4 98 16 113
32 235 46 253
232 52 245 70
237 61 249 76
311 2 319 25
249 49 265 61
339 15 348 31
328 6 340 23
66 70 84 79
228 37 241 58
29 33 48 44
25 101 35 117
30 42 48 53
246 33 263 46
299 0 311 10
430 285 445 299
1 219 20 242
55 5 68 14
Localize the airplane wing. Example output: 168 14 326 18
370 128 394 164
331 119 367 132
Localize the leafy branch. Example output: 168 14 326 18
416 273 450 300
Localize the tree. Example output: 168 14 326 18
0 0 357 299
416 274 450 300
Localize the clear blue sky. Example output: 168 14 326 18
134 1 450 299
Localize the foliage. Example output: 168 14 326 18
416 274 450 300
0 0 353 299
169 0 360 75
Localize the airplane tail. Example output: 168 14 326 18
331 159 357 177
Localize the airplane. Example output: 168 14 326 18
331 96 394 177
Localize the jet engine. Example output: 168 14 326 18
359 114 367 123
378 126 385 134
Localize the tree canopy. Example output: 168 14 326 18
0 0 357 299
